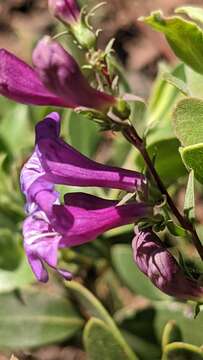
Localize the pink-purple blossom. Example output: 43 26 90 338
48 0 80 24
0 38 115 110
21 112 150 282
132 229 203 300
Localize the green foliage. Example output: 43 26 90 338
161 321 182 349
66 281 137 359
0 287 84 348
184 170 195 222
84 318 138 360
162 342 203 360
173 98 203 146
0 257 34 293
180 143 203 184
111 244 169 300
141 10 203 75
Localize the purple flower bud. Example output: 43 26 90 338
48 0 80 24
132 229 203 301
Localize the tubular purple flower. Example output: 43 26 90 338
20 112 147 207
0 40 115 110
48 0 80 23
132 229 203 301
20 112 149 282
0 49 67 107
32 37 114 109
24 194 150 282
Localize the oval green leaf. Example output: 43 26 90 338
141 11 203 75
173 98 203 146
83 318 138 360
180 143 203 184
0 287 84 348
111 244 169 300
162 342 203 360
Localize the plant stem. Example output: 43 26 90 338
123 125 203 260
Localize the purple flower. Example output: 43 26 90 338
24 194 150 282
21 112 147 207
48 0 80 24
0 38 115 109
21 112 149 282
132 229 203 301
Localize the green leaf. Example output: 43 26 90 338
154 302 203 346
0 104 34 155
147 63 185 125
163 72 190 96
129 97 146 128
83 318 138 360
180 144 203 184
0 287 84 348
173 98 203 146
111 244 169 300
176 6 203 25
147 138 186 186
184 170 195 221
185 66 203 98
162 321 182 350
166 221 187 237
0 257 34 293
0 229 22 271
135 126 186 186
141 11 203 74
64 110 101 157
65 281 136 359
65 280 117 328
162 342 203 360
115 307 161 360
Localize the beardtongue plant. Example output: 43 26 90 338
2 1 203 358
0 0 203 295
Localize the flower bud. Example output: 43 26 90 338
71 20 97 49
48 0 96 49
48 0 79 24
132 229 203 301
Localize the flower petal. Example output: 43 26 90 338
32 37 116 110
49 0 80 23
36 113 147 193
53 195 151 246
0 49 67 106
23 209 72 282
